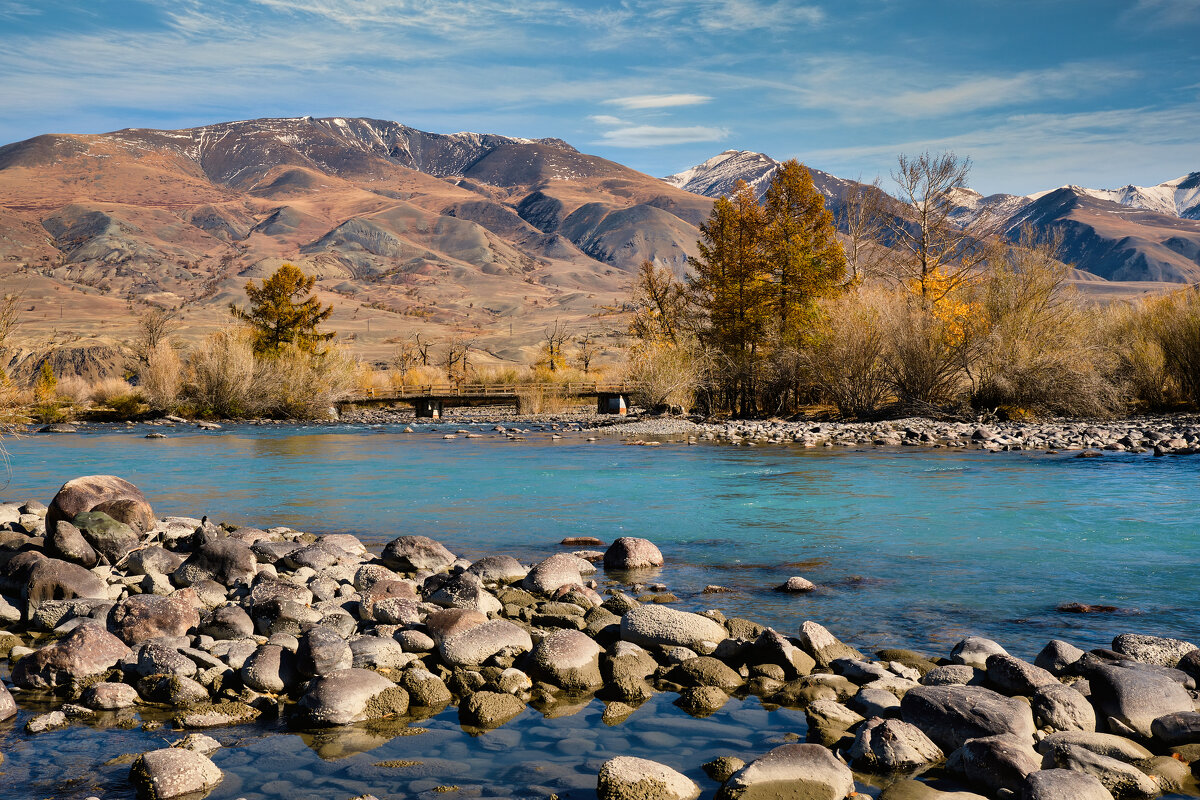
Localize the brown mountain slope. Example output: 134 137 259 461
0 117 714 368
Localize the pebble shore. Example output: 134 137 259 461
0 476 1198 800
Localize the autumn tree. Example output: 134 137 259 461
575 331 599 375
230 263 334 357
762 159 847 345
883 151 995 301
540 319 569 372
628 260 692 345
836 178 891 285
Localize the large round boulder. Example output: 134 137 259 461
1021 769 1114 800
717 743 855 800
603 537 664 570
620 604 728 651
130 747 222 800
1031 683 1096 733
45 520 98 567
598 756 700 800
528 629 603 691
72 511 140 565
522 553 584 595
173 539 256 587
297 668 409 726
957 734 1041 796
900 685 1036 752
440 618 533 667
380 535 455 573
13 622 130 691
47 475 155 534
108 594 200 645
0 681 16 721
1111 633 1197 668
297 626 353 678
466 555 527 584
24 557 108 618
1086 663 1193 738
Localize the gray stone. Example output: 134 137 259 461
847 717 944 771
24 558 108 618
1021 769 1114 800
174 539 256 587
805 699 865 747
82 681 139 710
957 734 1041 796
1087 663 1193 738
401 667 452 707
297 668 409 726
985 654 1058 695
1031 683 1096 732
776 576 816 593
26 710 69 733
46 520 98 567
130 747 222 800
602 537 664 570
199 605 254 640
522 553 584 595
1151 711 1200 746
459 690 525 729
528 628 603 691
72 511 139 564
1036 731 1153 764
297 625 353 677
136 642 198 678
717 743 855 800
749 628 815 678
380 535 455 573
1111 633 1197 668
847 687 903 719
620 604 728 651
137 673 210 706
1039 743 1160 798
349 636 410 670
797 620 864 667
1035 640 1085 675
440 618 532 667
878 780 986 799
671 656 744 692
240 644 299 693
0 681 17 720
427 572 501 615
950 636 1008 669
598 756 699 800
900 685 1036 752
465 555 527 584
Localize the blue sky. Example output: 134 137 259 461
1 0 1197 196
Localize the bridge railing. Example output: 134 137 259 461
351 382 637 401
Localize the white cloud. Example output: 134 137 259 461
588 114 625 126
605 93 712 110
596 125 728 147
1122 0 1200 29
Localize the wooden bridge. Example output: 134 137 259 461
341 382 636 417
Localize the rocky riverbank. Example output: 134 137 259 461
1 476 1198 800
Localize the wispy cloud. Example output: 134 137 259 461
605 94 712 110
596 125 729 147
1121 0 1200 29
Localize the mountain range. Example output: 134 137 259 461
0 118 1194 376
666 150 1200 284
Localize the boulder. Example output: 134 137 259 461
174 539 256 587
72 511 139 564
440 619 532 667
598 756 700 800
380 535 455 573
81 681 139 710
776 576 816 593
136 642 198 678
900 685 1036 752
240 644 300 694
47 475 155 534
401 668 452 707
749 629 816 678
425 608 488 643
1151 711 1200 746
797 620 864 667
1111 633 1197 668
297 668 409 726
130 747 222 800
1087 663 1193 738
957 734 1041 796
921 665 982 686
13 623 130 691
45 520 98 567
522 553 584 595
528 628 603 691
0 681 16 721
108 594 200 645
985 654 1058 695
24 558 108 618
1036 731 1153 764
603 537 664 570
465 555 527 584
621 604 728 651
459 690 525 729
297 626 353 678
1039 742 1160 798
1031 683 1096 732
427 572 502 615
671 656 744 692
847 717 943 771
951 636 1008 669
1035 640 1085 675
199 605 254 640
1021 769 1114 800
805 699 865 747
718 743 855 800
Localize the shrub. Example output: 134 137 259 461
259 345 357 419
1150 286 1200 407
182 330 264 418
141 342 183 412
803 288 891 417
623 343 704 413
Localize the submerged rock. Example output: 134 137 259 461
598 756 700 800
130 747 222 800
718 743 854 800
297 668 409 726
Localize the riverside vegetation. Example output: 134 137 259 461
0 475 1198 800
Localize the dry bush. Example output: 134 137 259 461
356 364 392 394
141 342 182 411
467 366 526 386
803 288 891 417
89 377 137 407
967 234 1120 417
0 370 29 433
390 364 443 388
55 375 94 407
183 330 265 418
1149 286 1200 407
514 385 570 414
879 293 970 410
259 345 358 419
623 343 703 413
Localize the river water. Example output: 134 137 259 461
1 422 1197 799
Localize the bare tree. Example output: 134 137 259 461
628 260 691 345
0 289 25 360
440 335 477 381
132 306 180 366
414 333 433 366
542 319 569 372
392 334 420 377
883 152 995 301
836 179 891 286
575 331 599 375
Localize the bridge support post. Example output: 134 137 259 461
414 399 443 419
597 393 628 415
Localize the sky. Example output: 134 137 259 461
0 0 1197 196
